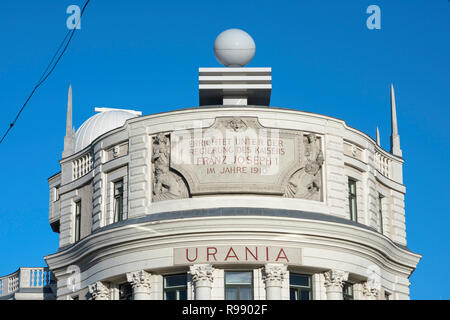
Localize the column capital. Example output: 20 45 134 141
363 280 380 298
262 263 287 283
323 270 349 289
126 270 152 289
189 264 214 284
88 281 110 300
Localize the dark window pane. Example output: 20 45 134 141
164 274 187 288
114 180 124 222
225 287 238 300
75 201 81 241
290 288 297 300
179 289 187 300
225 272 252 284
239 287 252 300
300 290 310 300
165 291 176 300
290 274 309 287
119 283 132 300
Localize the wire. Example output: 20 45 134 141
0 0 91 146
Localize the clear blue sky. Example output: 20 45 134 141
0 0 448 299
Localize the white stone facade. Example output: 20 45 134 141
43 104 421 301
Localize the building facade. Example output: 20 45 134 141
0 33 421 300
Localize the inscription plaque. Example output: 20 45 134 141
170 117 305 195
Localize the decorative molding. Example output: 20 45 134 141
323 270 349 289
189 264 214 284
112 145 120 158
225 118 247 132
262 263 287 283
46 213 420 279
126 270 152 289
88 281 110 300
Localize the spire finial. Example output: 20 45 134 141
390 83 402 156
62 84 75 158
376 127 380 146
66 84 73 136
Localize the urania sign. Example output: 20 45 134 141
173 246 302 265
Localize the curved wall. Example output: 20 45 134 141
46 106 419 300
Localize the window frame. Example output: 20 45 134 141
378 194 384 234
113 179 124 223
348 178 358 222
74 200 81 242
343 282 354 300
163 273 188 300
289 273 313 300
224 271 254 300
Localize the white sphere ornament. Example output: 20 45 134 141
214 29 256 67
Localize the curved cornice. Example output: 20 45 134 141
45 208 421 277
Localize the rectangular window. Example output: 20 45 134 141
119 283 132 300
74 201 81 242
348 179 358 222
289 273 312 300
343 283 354 300
53 187 60 202
225 271 253 300
378 194 384 234
384 291 391 300
164 274 187 300
113 180 124 223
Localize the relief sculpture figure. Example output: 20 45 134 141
152 133 187 201
284 133 324 200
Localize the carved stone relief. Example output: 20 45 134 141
226 117 247 132
151 133 188 202
150 117 324 202
284 133 324 201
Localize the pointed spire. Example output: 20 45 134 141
62 84 75 158
390 84 402 157
376 127 380 146
66 84 73 136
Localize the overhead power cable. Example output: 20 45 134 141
0 0 91 146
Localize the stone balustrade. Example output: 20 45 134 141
375 149 392 178
0 267 54 298
72 152 93 180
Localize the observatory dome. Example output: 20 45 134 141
74 108 140 153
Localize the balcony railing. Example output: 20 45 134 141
375 151 392 178
0 267 54 298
